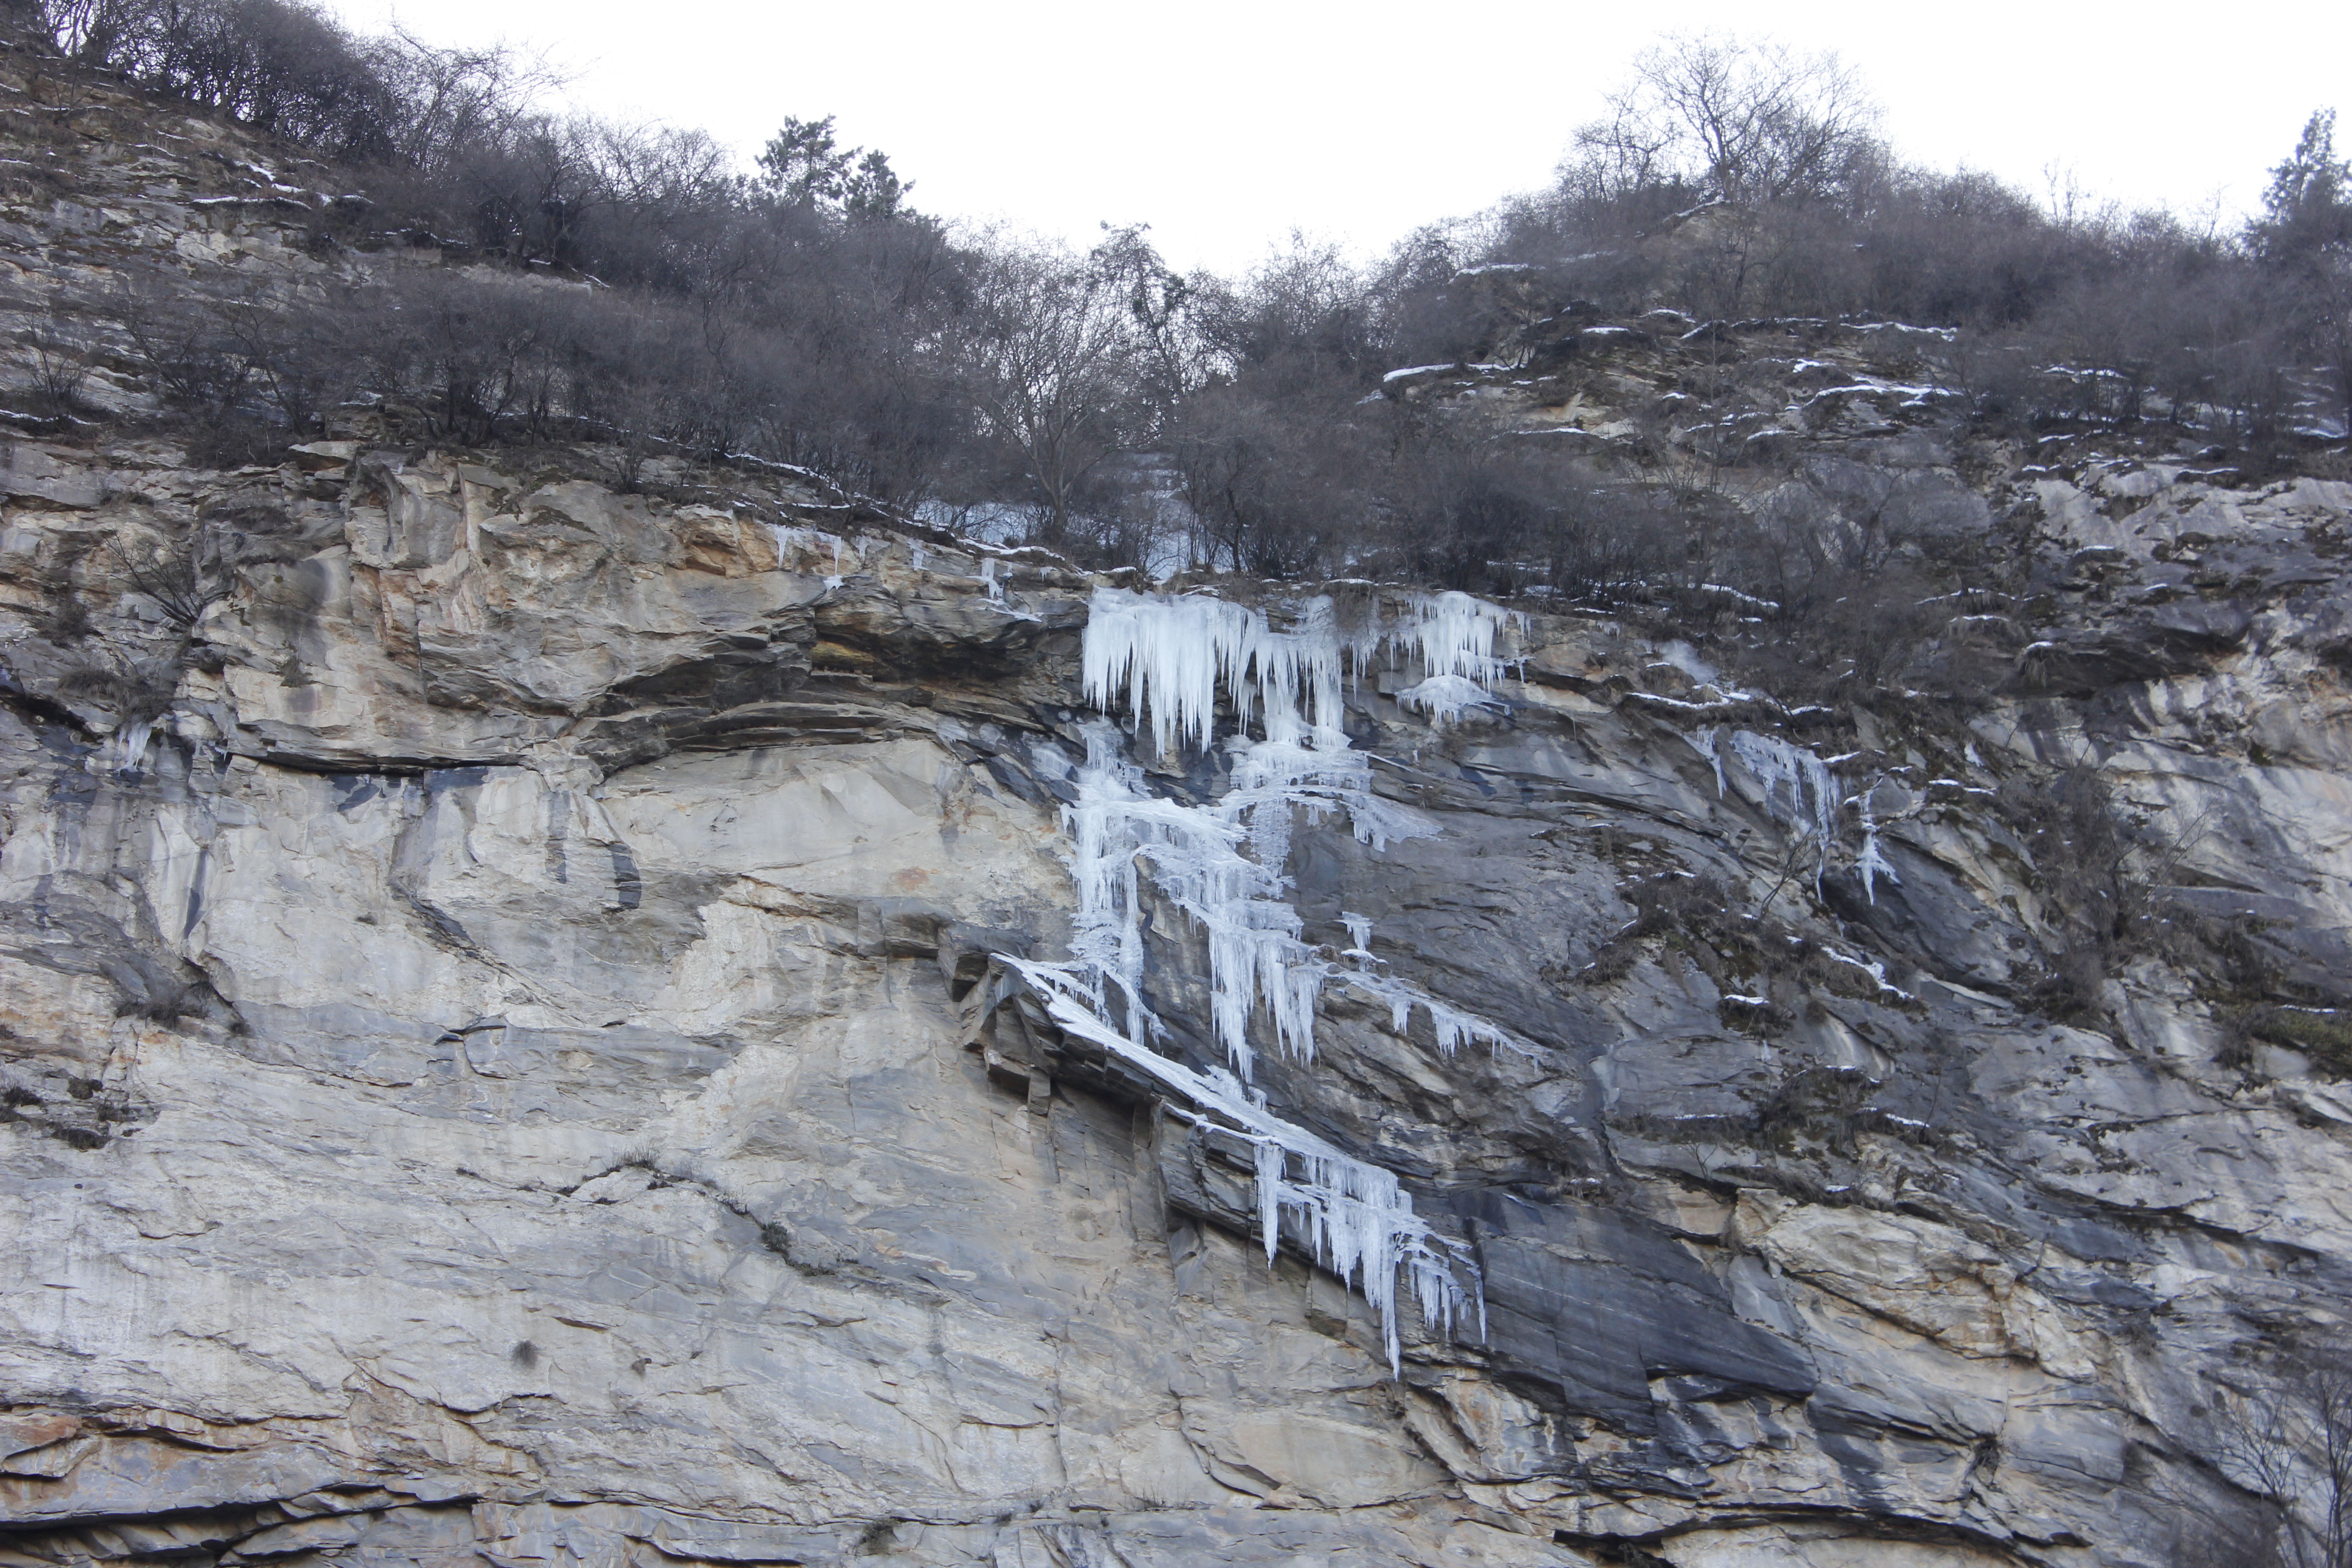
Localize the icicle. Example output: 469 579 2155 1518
1690 726 1726 794
980 558 1004 603
1398 591 1516 686
1083 585 1516 755
115 718 154 778
1254 1137 1288 1267
1340 912 1374 954
1004 958 1480 1375
768 523 855 588
1338 972 1539 1060
910 540 929 572
1856 778 1901 905
1726 730 1838 845
1081 588 1343 757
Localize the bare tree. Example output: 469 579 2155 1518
1558 34 1881 317
957 242 1139 549
2208 1348 2352 1568
1573 33 1879 210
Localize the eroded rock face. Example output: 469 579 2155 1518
3 435 2351 1568
5 63 2352 1568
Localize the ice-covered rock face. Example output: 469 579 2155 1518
11 78 2352 1566
9 435 2352 1568
1036 588 1521 1370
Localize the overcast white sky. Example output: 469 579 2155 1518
324 0 2346 276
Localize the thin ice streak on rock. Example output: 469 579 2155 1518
1856 777 1902 905
1694 727 1848 893
1726 730 1838 847
1336 970 1540 1060
1690 725 1728 793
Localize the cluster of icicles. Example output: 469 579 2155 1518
1687 726 1899 903
1010 587 1526 1372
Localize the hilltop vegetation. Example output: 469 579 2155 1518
5 2 2348 627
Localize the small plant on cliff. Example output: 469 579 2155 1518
2206 1344 2352 1568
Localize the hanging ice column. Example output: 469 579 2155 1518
1008 586 1517 1373
1392 590 1522 723
1076 588 1519 1075
1006 959 1482 1375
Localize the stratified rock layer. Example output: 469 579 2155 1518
6 54 2352 1568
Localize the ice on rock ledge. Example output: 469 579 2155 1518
998 587 1526 1372
1396 673 1501 725
1083 585 1523 755
1062 724 1328 1080
768 523 857 590
1070 587 1527 1075
1395 589 1518 687
1005 958 1481 1374
1694 725 1838 845
1339 970 1539 1060
1082 588 1349 757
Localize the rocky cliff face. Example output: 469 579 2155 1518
8 54 2352 1568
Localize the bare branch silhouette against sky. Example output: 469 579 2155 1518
327 0 2344 271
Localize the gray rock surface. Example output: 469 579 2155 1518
5 55 2352 1568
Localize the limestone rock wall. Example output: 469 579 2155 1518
4 49 2352 1568
2 431 2349 1568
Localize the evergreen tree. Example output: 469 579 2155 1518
2253 111 2352 435
2255 110 2352 268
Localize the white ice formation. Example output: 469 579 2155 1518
768 523 856 590
1856 778 1902 905
1391 589 1516 688
108 717 155 778
1006 585 1524 1373
1727 729 1838 844
1338 970 1539 1060
1396 674 1502 725
1062 726 1333 1081
1072 587 1536 1076
1007 957 1482 1375
1082 588 1520 756
1694 726 1839 845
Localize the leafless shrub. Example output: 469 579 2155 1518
2205 1346 2352 1568
21 314 93 422
102 514 235 640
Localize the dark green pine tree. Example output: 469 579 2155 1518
2253 111 2352 434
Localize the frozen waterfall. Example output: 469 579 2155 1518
1002 586 1527 1375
